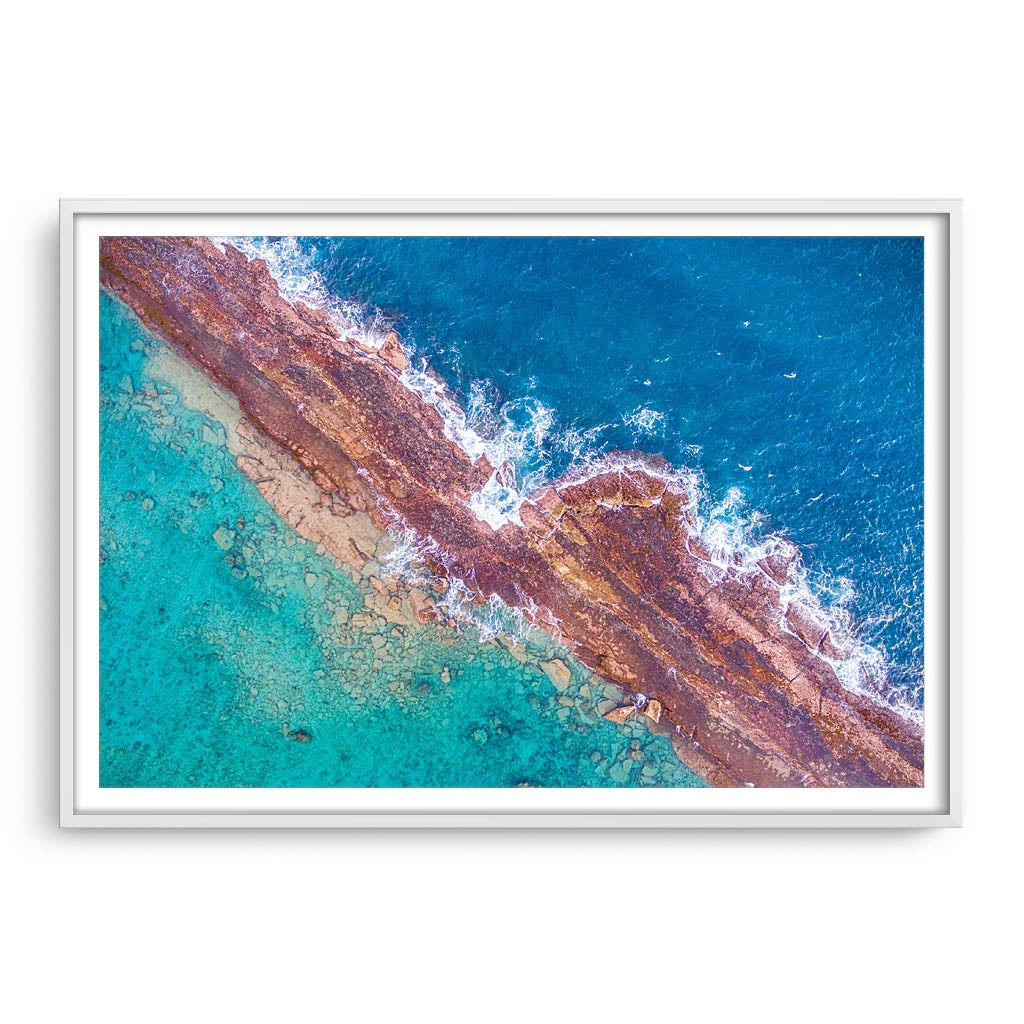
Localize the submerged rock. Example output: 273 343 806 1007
540 658 572 692
283 724 312 743
409 589 438 625
212 525 235 551
603 704 637 726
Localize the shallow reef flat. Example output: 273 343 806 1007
99 292 705 787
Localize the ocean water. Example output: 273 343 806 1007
99 234 924 787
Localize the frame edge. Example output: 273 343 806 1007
59 199 962 829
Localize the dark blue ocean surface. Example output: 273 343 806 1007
290 235 923 702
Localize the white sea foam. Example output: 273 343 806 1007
373 514 546 647
680 483 921 723
399 367 560 529
436 581 546 645
211 236 393 352
226 235 921 722
622 405 667 439
378 526 431 583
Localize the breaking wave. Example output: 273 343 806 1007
622 406 667 440
211 236 395 352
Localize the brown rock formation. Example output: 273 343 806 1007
99 236 924 788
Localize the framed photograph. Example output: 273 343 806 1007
60 200 959 827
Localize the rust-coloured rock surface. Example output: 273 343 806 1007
99 236 924 788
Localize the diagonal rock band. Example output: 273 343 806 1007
99 236 923 788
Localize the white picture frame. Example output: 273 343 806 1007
60 199 960 828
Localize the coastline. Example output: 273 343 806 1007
99 236 924 787
102 293 699 786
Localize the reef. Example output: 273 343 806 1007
99 236 924 787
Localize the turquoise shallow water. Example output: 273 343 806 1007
99 292 704 787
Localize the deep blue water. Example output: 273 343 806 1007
296 236 924 699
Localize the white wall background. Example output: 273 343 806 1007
3 2 1018 1020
